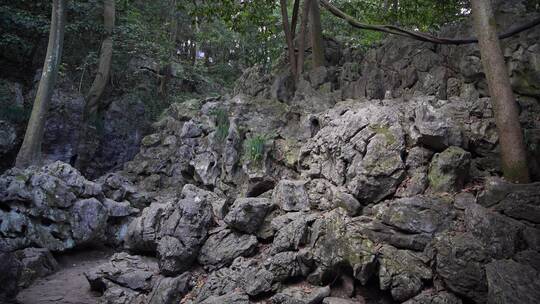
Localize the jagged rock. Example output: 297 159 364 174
85 252 159 293
0 252 22 303
410 101 464 151
372 196 457 235
266 250 315 282
309 209 379 285
464 204 522 259
0 162 134 252
270 285 331 304
477 177 540 224
86 252 190 304
300 102 406 205
147 274 192 304
224 197 273 234
125 184 213 275
513 250 540 272
322 298 357 304
198 228 258 269
485 259 540 304
193 257 276 302
71 198 108 244
428 147 471 193
430 233 489 302
199 292 250 304
103 198 139 218
271 213 315 254
378 246 432 301
403 290 462 304
355 217 432 251
98 172 150 209
14 247 59 288
273 180 310 212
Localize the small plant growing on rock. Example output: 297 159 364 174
244 133 272 164
210 108 229 140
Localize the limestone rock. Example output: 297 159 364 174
273 180 310 212
198 228 258 269
485 259 540 304
428 147 471 193
224 197 273 234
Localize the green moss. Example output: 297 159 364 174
369 124 396 145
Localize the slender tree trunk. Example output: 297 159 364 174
16 0 66 168
310 0 325 68
291 0 300 38
280 0 298 78
471 0 530 183
85 0 115 116
75 0 115 172
296 0 311 78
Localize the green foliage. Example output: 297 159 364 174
210 108 230 141
244 133 272 163
320 0 470 47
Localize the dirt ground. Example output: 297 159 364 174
16 248 112 304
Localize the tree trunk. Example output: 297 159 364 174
85 0 115 116
75 0 115 172
291 0 300 38
309 0 325 68
471 0 530 183
280 0 298 78
15 0 67 168
296 0 311 78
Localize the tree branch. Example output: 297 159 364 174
320 0 540 45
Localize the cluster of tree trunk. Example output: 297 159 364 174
279 0 326 82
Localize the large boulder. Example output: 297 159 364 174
0 162 132 252
198 228 258 269
85 252 191 304
224 197 273 234
428 147 471 193
272 180 310 212
0 252 22 303
485 259 540 304
125 184 214 275
300 102 406 205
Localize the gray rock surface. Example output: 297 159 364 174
198 228 258 269
224 197 273 234
485 259 540 304
0 162 134 252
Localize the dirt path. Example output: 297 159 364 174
17 248 112 304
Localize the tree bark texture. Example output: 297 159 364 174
16 0 67 168
471 0 530 183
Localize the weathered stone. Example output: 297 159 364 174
373 195 456 235
199 292 250 304
224 197 273 234
402 290 462 304
485 259 540 304
273 180 310 212
431 233 489 302
428 147 471 193
271 285 331 304
14 248 59 288
378 246 432 302
198 228 258 269
464 204 522 259
125 184 214 275
0 252 22 303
